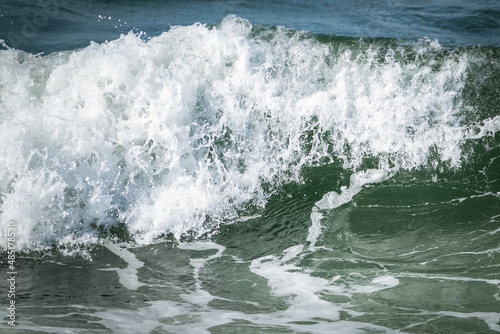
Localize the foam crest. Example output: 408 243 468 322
0 15 489 249
308 169 394 248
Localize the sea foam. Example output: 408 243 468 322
0 15 487 250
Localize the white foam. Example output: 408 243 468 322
177 241 226 305
99 243 145 290
91 299 400 334
467 114 500 139
249 244 402 328
0 15 486 250
401 273 500 286
89 240 402 333
308 168 394 248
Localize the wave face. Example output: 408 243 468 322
1 15 499 250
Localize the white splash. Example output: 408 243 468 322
0 15 487 250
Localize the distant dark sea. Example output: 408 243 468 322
1 1 500 333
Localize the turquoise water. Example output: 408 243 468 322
1 1 500 333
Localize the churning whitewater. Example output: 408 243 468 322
0 15 498 250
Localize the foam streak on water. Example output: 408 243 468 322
0 15 495 250
100 243 145 290
308 168 394 248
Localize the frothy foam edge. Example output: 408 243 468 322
0 15 496 250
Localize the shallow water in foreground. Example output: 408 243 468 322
2 163 500 332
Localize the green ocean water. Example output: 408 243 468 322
3 145 500 333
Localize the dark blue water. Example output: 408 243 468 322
2 0 500 54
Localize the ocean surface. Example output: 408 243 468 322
1 0 500 333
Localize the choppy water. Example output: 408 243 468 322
1 1 500 333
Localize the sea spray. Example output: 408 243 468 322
0 15 495 250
